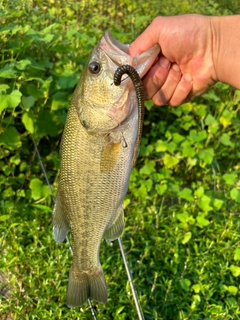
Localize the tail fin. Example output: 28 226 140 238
66 265 108 308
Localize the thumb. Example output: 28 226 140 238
129 18 161 57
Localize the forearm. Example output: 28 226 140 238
211 15 240 89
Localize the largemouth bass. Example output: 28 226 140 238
53 31 160 308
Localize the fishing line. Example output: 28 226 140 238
118 238 145 320
31 135 98 320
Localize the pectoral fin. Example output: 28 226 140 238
100 141 121 173
103 206 125 241
53 193 69 243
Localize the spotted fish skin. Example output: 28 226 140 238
52 31 160 307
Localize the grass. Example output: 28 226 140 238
1 0 240 319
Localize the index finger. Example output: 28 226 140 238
129 18 161 57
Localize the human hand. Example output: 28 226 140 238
129 14 217 106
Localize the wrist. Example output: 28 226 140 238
211 15 240 89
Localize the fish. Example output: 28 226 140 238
52 31 160 308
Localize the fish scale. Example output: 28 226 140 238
53 31 160 307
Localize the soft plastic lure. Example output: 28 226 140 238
113 65 144 165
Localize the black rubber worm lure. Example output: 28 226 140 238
113 65 144 165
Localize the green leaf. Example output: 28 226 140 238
123 198 131 208
145 178 153 192
219 133 233 146
213 198 224 210
234 247 240 261
15 59 32 70
163 153 179 169
0 64 16 78
31 204 53 213
166 141 177 153
196 215 210 227
205 114 218 126
139 160 156 175
198 195 212 212
134 184 147 199
115 305 125 315
30 178 43 200
181 141 196 158
10 154 21 165
191 294 201 309
155 140 167 152
0 126 22 150
189 130 207 143
22 111 35 134
178 188 193 201
220 109 234 128
182 232 192 244
187 157 197 168
198 148 214 165
194 186 204 198
57 73 79 89
229 265 240 277
0 90 22 113
42 34 55 42
230 188 240 203
176 212 189 223
22 96 35 110
223 173 237 185
144 100 154 111
0 215 10 222
192 284 201 294
35 109 62 137
180 279 191 292
227 286 238 295
0 84 10 93
172 133 185 144
205 114 219 134
51 92 68 111
194 103 207 117
202 90 220 102
156 183 167 195
3 187 15 198
27 84 44 99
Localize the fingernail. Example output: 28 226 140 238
159 56 170 68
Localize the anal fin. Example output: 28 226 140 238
103 206 125 241
53 193 69 243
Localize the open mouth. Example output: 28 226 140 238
102 31 160 79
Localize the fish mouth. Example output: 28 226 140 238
102 31 132 70
102 31 161 79
104 31 129 56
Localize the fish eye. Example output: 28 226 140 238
89 61 101 74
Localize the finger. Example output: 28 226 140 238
151 64 182 106
129 17 162 56
142 56 171 99
169 73 193 106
